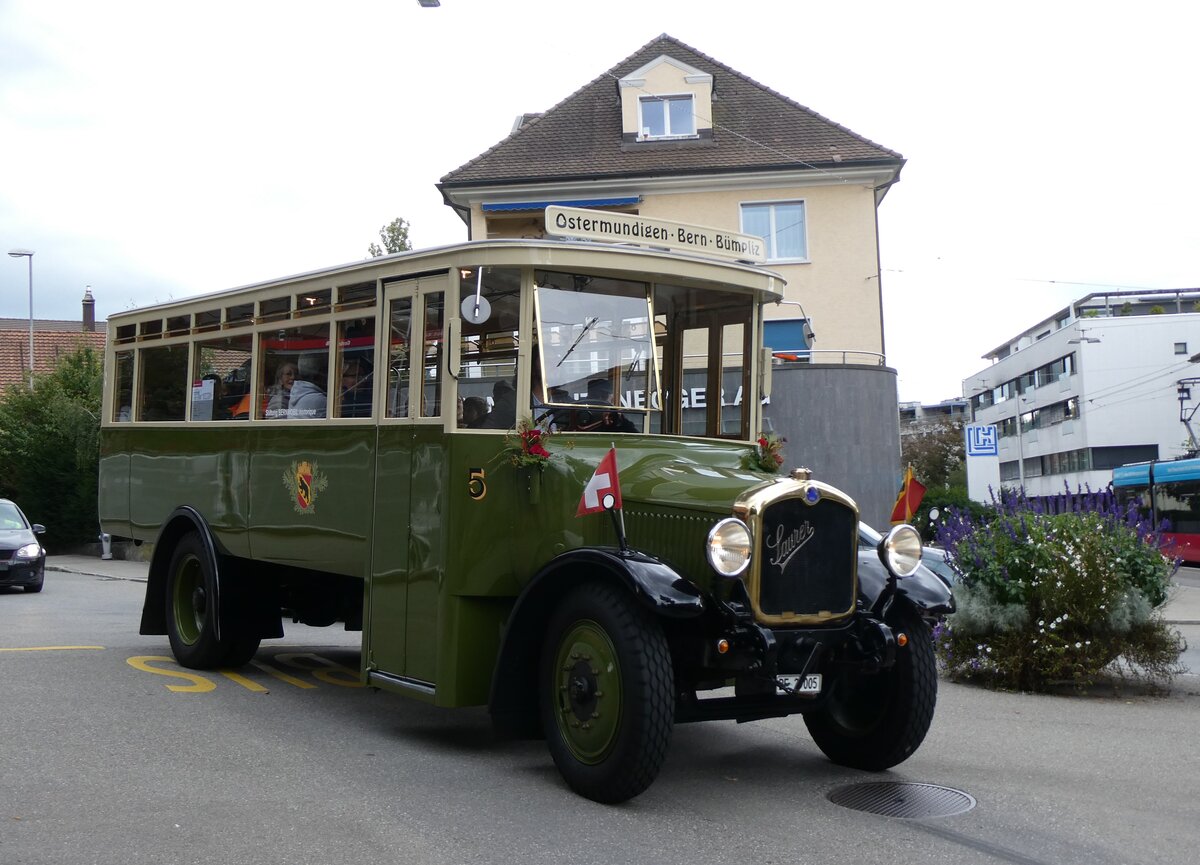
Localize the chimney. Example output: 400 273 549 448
82 286 95 333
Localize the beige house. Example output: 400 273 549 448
438 33 904 364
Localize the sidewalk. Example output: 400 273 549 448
43 554 1200 624
47 554 150 583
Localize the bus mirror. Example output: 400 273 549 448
461 293 491 325
760 347 773 399
447 317 461 380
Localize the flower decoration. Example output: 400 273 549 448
503 416 556 471
747 432 786 473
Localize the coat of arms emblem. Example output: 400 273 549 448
283 460 328 514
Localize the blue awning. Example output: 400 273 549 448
482 197 640 212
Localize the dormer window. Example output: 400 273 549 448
639 95 696 140
620 55 712 144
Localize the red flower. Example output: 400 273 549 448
528 442 551 458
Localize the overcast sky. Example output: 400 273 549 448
3 0 1197 402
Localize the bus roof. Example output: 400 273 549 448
1113 456 1200 487
106 237 787 324
1112 463 1150 487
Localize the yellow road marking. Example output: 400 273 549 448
126 656 216 692
0 645 105 652
219 669 270 693
251 659 317 689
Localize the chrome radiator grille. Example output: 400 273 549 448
756 496 857 620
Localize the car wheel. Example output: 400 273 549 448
165 533 259 669
804 606 937 771
539 582 674 803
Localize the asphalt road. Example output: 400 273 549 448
2 571 1198 865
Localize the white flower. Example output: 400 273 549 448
1075 642 1082 649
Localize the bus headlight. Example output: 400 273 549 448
878 524 922 578
707 518 752 578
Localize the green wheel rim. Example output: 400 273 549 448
552 619 622 765
171 554 206 646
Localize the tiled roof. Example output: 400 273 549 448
0 317 90 331
440 33 903 189
0 329 107 392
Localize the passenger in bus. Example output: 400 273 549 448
339 357 373 418
266 362 298 418
287 356 327 419
461 396 488 427
480 380 517 429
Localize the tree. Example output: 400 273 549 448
900 417 965 490
367 217 412 257
0 345 103 545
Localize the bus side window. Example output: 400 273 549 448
138 345 188 422
387 298 412 418
336 317 375 419
192 336 252 421
113 350 134 422
260 324 330 420
421 293 444 418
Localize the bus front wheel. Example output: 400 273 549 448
539 582 674 803
165 533 260 669
803 606 937 770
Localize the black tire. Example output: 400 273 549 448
165 533 260 669
804 606 937 771
539 582 674 803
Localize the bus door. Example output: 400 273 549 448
367 274 448 689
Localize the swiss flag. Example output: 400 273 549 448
576 448 623 517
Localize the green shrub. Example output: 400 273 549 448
0 346 102 546
933 498 1184 690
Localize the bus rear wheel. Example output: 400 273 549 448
165 533 260 669
539 582 674 803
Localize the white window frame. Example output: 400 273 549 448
739 200 809 263
637 94 697 141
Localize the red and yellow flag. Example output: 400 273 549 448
890 464 927 524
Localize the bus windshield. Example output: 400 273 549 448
535 271 657 412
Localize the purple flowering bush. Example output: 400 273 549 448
932 486 1185 690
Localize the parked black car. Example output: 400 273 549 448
0 499 46 593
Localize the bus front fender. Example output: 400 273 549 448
488 547 704 738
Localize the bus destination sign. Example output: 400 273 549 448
544 205 766 264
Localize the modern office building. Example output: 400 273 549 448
899 398 969 438
964 288 1200 497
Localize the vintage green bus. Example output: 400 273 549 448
99 234 953 803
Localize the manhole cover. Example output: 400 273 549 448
828 781 976 819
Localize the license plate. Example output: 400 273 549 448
776 673 822 695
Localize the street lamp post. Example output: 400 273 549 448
8 249 34 389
